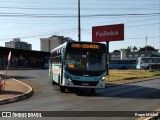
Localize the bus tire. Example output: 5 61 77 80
60 85 65 93
121 66 126 69
52 80 56 85
91 88 96 95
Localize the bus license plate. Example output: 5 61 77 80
82 83 89 86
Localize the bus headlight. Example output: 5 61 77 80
64 74 72 81
99 77 106 82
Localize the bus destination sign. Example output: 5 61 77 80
71 43 100 49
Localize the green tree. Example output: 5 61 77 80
138 45 158 52
113 50 120 53
126 46 132 52
132 46 137 52
121 46 132 52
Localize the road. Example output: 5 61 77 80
0 70 160 120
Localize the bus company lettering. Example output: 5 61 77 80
92 24 124 42
96 30 119 37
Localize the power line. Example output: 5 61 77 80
80 16 158 26
0 1 78 5
0 6 159 11
81 20 160 32
0 12 159 18
123 16 159 24
0 0 158 5
0 28 78 41
0 14 158 26
126 36 160 39
126 23 159 28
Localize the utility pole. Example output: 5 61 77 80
78 0 81 41
159 38 160 52
145 35 148 51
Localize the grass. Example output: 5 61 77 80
106 70 160 82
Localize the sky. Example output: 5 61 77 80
0 0 159 52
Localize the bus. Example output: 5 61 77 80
49 41 107 94
136 57 160 69
109 59 137 69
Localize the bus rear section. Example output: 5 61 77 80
50 42 107 94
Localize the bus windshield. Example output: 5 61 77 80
66 50 106 71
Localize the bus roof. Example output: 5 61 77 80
51 42 67 53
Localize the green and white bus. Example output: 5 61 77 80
49 41 107 94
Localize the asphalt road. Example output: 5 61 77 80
0 70 160 120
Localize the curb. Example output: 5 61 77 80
0 78 34 105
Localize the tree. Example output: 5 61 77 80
138 45 158 52
132 46 137 52
112 45 158 53
121 46 132 52
113 50 120 53
126 46 132 52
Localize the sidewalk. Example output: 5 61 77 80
0 73 33 105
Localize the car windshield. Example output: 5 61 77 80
66 50 106 71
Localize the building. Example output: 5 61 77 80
110 51 160 60
5 38 32 50
40 35 75 52
0 47 50 69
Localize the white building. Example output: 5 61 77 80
40 35 75 52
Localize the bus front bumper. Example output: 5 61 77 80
62 78 106 88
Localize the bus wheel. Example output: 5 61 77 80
52 80 56 85
91 88 96 95
121 66 126 69
60 85 65 93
